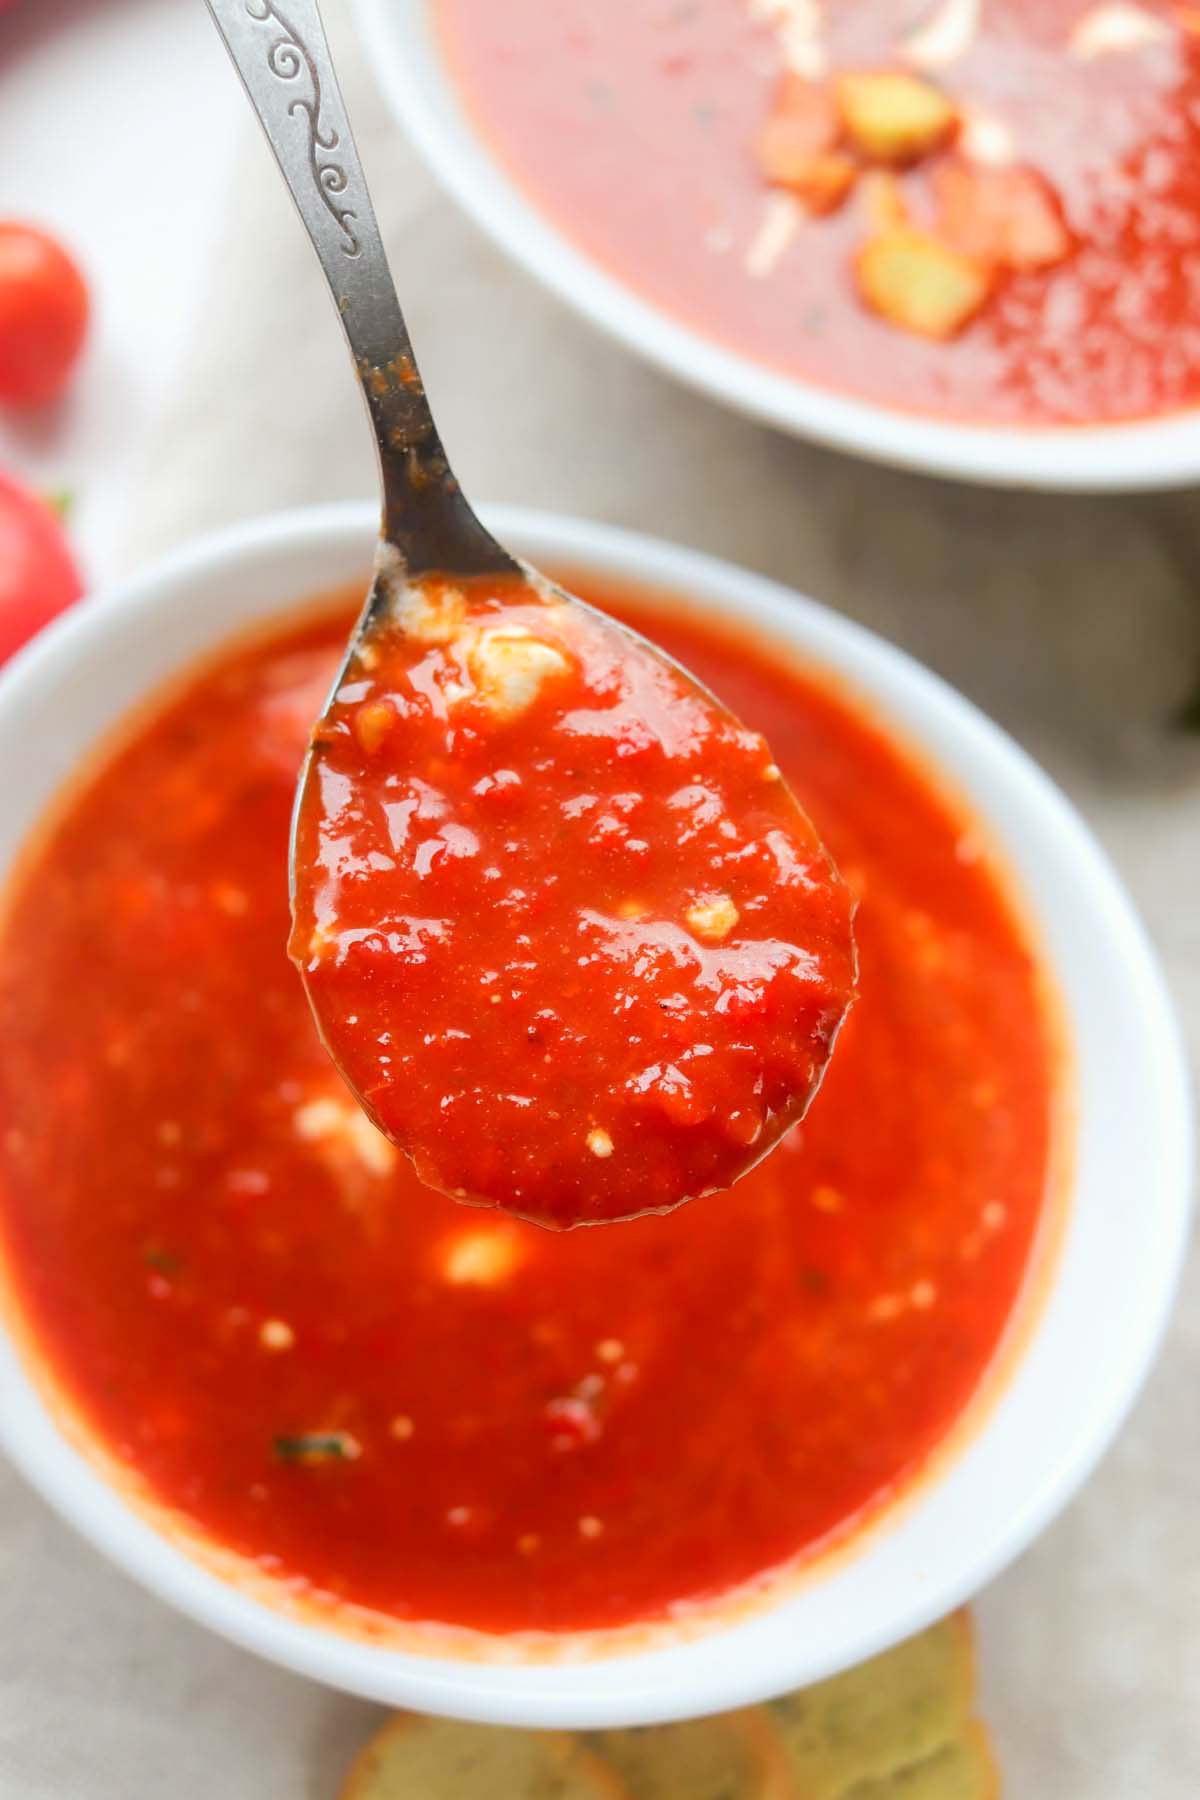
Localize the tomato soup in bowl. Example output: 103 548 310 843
0 507 1188 1724
356 0 1200 489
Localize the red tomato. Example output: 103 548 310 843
0 472 83 662
0 223 89 408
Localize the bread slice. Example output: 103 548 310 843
340 1715 631 1800
838 1723 999 1799
770 1614 976 1797
588 1706 794 1799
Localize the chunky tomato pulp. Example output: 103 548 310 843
290 570 856 1228
437 0 1200 424
0 586 1053 1635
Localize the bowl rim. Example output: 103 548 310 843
352 0 1200 494
0 501 1191 1726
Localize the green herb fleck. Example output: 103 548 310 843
143 1246 181 1275
44 488 75 523
273 1431 361 1465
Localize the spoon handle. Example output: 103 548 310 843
204 0 514 577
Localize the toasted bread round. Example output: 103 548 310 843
838 1721 999 1799
770 1613 976 1798
589 1706 794 1800
340 1715 630 1800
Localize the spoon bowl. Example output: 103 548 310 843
286 553 858 1226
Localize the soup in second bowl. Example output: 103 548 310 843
436 0 1200 426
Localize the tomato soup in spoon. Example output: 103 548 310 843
289 568 857 1229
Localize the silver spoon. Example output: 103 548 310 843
205 0 855 1226
205 1 519 570
203 0 761 842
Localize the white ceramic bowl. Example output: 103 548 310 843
0 504 1190 1726
354 0 1200 493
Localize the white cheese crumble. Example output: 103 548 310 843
744 193 801 279
748 0 827 78
441 1224 525 1287
467 627 571 722
293 1094 397 1176
395 579 467 645
902 0 981 68
1069 3 1172 58
959 106 1017 166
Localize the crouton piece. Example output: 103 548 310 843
855 229 992 338
935 159 1071 272
836 71 959 164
